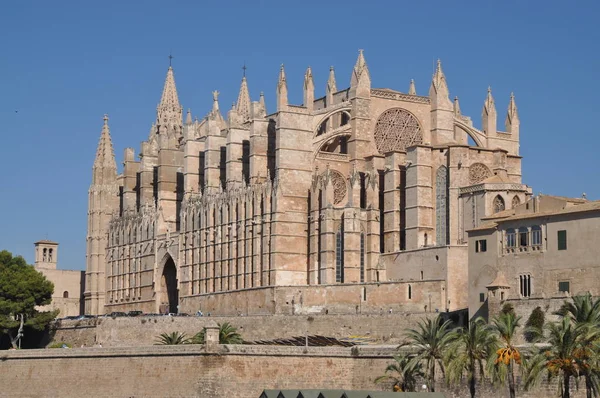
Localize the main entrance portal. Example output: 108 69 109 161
161 257 179 314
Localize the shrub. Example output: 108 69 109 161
48 341 71 348
154 332 190 345
524 306 545 342
501 303 515 316
192 322 243 344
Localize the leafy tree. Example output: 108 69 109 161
492 311 522 398
524 306 545 343
0 250 58 348
446 317 498 398
375 353 424 392
192 322 243 345
501 303 516 316
402 315 458 392
557 293 600 325
155 331 190 345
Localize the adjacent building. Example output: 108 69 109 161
468 195 600 320
84 51 530 317
34 240 84 317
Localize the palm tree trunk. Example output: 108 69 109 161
586 374 592 398
469 361 476 398
563 374 571 398
430 361 436 392
508 360 516 398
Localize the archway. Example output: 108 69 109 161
161 257 179 314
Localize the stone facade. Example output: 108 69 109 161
34 240 84 317
85 51 529 316
467 195 600 320
1 344 586 398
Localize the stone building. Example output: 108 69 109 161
34 240 84 317
468 195 600 320
84 51 530 316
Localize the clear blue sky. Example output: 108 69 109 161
1 1 598 270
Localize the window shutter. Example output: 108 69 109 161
558 230 567 250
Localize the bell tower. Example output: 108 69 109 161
34 240 58 270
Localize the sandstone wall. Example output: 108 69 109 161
0 344 585 398
52 312 438 347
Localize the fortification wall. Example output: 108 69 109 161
178 280 445 316
0 345 585 398
52 312 437 347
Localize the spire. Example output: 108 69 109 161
431 59 449 95
484 86 496 113
93 115 117 181
350 49 371 88
408 79 416 95
236 75 251 121
156 66 183 133
304 66 314 111
453 96 461 116
482 86 497 135
277 64 288 110
507 92 518 122
185 109 192 125
326 66 337 106
505 92 520 135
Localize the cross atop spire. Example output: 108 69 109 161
168 52 174 67
242 63 247 77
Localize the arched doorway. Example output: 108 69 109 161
161 257 179 314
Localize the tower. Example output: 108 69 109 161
34 240 58 270
84 115 118 315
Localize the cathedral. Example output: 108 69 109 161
84 51 530 316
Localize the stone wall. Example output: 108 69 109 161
52 312 438 347
178 281 446 316
0 344 585 398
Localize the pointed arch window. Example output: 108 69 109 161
360 231 365 283
435 166 449 246
335 226 344 283
493 195 505 213
511 195 521 209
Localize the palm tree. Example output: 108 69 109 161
557 293 600 398
446 317 498 398
192 322 244 344
375 353 424 392
402 315 458 392
492 311 522 398
523 317 594 398
155 331 190 345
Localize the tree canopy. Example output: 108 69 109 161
0 250 58 348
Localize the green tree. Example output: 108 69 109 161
375 353 424 392
492 311 522 398
524 306 545 343
155 331 190 345
446 317 498 398
0 250 58 348
192 322 243 344
402 315 458 392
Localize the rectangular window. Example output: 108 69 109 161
360 233 365 283
519 229 528 247
475 239 487 253
558 230 567 250
559 281 570 293
506 231 516 248
479 293 485 303
532 228 542 246
519 274 531 297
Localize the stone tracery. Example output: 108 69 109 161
374 108 422 154
329 170 347 205
469 163 491 184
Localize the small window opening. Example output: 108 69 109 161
479 293 485 303
408 284 412 300
475 239 487 253
63 291 69 298
420 271 424 280
559 281 570 294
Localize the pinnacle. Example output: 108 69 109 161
157 66 183 130
278 64 287 84
408 79 416 95
159 66 181 109
93 114 117 171
236 75 251 121
327 66 337 94
351 49 370 87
